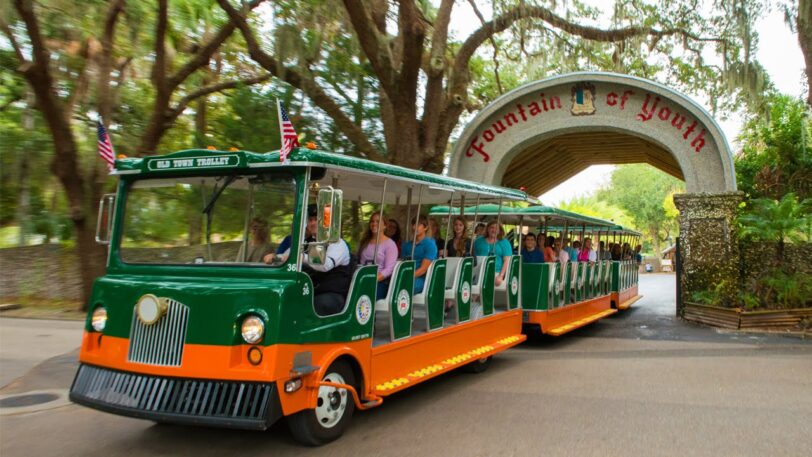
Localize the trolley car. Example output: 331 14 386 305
69 147 529 445
429 204 642 336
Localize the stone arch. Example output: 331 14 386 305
449 72 736 195
448 72 743 313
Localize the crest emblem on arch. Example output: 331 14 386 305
571 82 597 115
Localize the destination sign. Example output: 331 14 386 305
146 154 240 171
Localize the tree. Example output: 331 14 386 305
736 93 812 200
1 0 267 305
217 0 768 172
599 164 684 255
739 192 812 263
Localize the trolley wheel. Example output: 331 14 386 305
287 360 356 446
463 356 492 374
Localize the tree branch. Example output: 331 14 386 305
342 0 399 101
166 74 271 122
166 0 263 91
0 18 28 64
216 0 385 162
152 0 168 96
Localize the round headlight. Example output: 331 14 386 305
241 315 265 344
136 294 166 325
91 307 107 332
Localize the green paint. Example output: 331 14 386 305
388 261 415 340
455 258 473 322
480 257 496 316
425 260 447 330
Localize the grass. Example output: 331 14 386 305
0 296 86 321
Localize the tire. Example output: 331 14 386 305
463 356 492 374
287 360 356 446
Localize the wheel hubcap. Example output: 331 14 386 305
315 372 348 429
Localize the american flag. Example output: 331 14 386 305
97 120 115 171
276 100 299 164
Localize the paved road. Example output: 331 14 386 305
0 317 83 388
1 274 811 456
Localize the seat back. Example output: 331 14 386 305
568 261 579 304
414 259 447 331
382 260 415 341
342 264 378 335
454 257 474 323
479 256 496 316
495 255 521 310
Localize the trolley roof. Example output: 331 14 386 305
115 148 527 204
429 204 618 229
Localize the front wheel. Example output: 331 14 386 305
287 360 356 446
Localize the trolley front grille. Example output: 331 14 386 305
70 364 280 430
128 298 189 366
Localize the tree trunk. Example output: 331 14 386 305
799 0 812 108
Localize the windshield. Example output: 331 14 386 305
120 172 297 266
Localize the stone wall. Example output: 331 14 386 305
0 244 83 301
674 192 743 308
0 241 246 302
740 242 812 285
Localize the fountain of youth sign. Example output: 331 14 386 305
450 72 736 194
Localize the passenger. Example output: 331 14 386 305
544 235 556 262
473 220 512 286
610 243 622 261
564 237 578 261
473 221 487 239
428 218 446 257
577 237 597 262
239 217 274 263
598 241 608 260
622 242 632 260
634 244 643 265
445 216 471 257
385 218 402 257
358 212 398 299
555 238 570 265
402 216 438 294
572 240 582 259
520 232 544 263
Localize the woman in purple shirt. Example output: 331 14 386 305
358 212 399 299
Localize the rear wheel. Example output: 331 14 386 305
463 356 492 373
287 360 356 446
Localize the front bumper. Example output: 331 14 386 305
69 364 282 430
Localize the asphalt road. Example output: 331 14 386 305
1 274 811 456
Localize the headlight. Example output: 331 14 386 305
241 315 265 344
91 307 107 332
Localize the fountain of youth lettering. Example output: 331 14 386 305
448 72 743 312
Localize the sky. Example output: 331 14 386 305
448 3 806 206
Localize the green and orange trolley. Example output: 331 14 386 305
69 147 529 445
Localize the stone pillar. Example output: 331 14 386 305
673 192 743 311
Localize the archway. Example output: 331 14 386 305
448 72 743 309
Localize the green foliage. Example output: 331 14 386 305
598 165 684 253
758 268 812 309
738 193 812 258
736 94 812 200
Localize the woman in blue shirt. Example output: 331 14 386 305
473 220 513 286
401 216 438 293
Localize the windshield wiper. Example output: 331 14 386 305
202 175 237 215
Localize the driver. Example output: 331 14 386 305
266 204 352 316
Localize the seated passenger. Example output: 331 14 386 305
473 220 512 286
445 216 471 257
543 235 557 262
555 238 570 265
520 232 544 263
401 216 438 294
385 218 402 257
473 221 487 239
610 243 622 261
577 237 597 262
239 217 274 263
428 218 446 257
358 212 398 299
